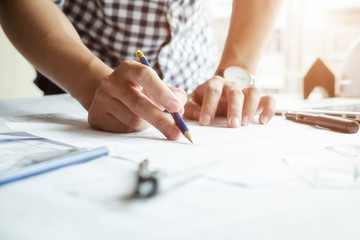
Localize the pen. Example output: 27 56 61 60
283 112 359 133
0 147 109 185
135 50 193 143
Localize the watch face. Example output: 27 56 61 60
224 66 254 87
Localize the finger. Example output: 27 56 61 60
104 98 151 131
102 67 181 140
223 82 244 128
168 85 187 106
258 95 276 124
199 77 224 125
167 86 187 115
118 61 182 113
241 87 261 126
120 84 182 140
141 88 165 111
184 99 201 120
90 112 144 133
88 88 150 132
142 86 186 114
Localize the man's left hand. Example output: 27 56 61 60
183 76 276 127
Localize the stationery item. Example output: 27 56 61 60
134 159 219 198
311 103 360 122
0 132 109 185
279 103 360 122
170 112 192 144
135 50 193 143
275 97 360 122
282 112 359 133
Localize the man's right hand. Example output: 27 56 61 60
87 60 187 140
0 0 186 141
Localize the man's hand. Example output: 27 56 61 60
183 76 275 127
87 60 187 140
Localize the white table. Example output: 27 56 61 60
0 94 359 240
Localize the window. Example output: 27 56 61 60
212 0 360 95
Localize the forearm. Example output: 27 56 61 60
218 0 283 74
0 0 112 109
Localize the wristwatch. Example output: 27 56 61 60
217 66 255 87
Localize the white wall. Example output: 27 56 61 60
0 26 42 99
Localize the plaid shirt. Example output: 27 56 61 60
56 0 217 93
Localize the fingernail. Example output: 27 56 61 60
241 116 249 126
261 116 269 124
167 100 180 112
229 117 240 127
200 114 211 125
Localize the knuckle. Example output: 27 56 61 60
226 81 238 87
228 87 244 98
213 75 224 81
127 116 144 130
246 86 261 96
132 98 149 114
118 60 132 69
206 82 221 95
102 75 118 92
117 60 140 79
136 64 152 80
102 75 113 85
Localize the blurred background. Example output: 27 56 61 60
212 0 360 97
1 0 360 99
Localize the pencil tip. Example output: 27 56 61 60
184 131 193 144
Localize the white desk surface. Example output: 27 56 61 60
0 94 359 240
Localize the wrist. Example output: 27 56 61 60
71 58 113 110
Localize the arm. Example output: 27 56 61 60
184 0 282 127
0 0 108 108
218 0 283 74
0 0 186 140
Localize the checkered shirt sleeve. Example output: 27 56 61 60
61 0 217 93
53 0 64 9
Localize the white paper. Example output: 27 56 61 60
1 94 360 240
284 145 360 188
